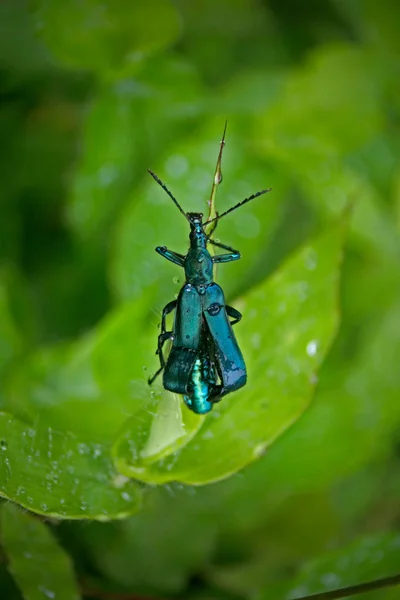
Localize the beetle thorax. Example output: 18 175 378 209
184 213 213 286
185 245 213 285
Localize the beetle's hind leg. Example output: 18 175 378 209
148 331 174 384
148 300 177 385
226 305 242 326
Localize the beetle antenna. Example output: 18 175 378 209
204 187 272 225
147 169 190 222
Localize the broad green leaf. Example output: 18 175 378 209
31 0 181 77
0 503 80 600
3 293 154 440
0 412 141 519
258 531 400 600
255 298 400 493
114 222 344 484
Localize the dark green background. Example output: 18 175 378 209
0 1 400 599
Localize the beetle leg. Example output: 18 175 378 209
209 238 241 263
148 300 177 385
160 300 177 334
156 246 185 267
226 305 242 326
148 332 174 385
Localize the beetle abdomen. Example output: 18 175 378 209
184 354 216 414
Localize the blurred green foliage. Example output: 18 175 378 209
0 0 399 599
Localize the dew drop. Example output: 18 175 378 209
38 585 55 599
253 443 267 458
113 474 130 488
77 443 88 455
305 249 317 270
92 444 102 458
320 572 340 588
251 332 261 349
306 340 319 357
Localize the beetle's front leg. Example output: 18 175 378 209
212 252 241 264
156 246 185 267
209 238 241 264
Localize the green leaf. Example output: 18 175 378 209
3 294 154 440
31 0 181 77
258 531 400 600
0 412 141 519
256 298 400 493
0 502 80 600
114 222 344 484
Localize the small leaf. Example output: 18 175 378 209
0 412 141 519
0 502 80 600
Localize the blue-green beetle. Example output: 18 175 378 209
148 127 271 414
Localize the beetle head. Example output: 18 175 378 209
187 212 204 226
